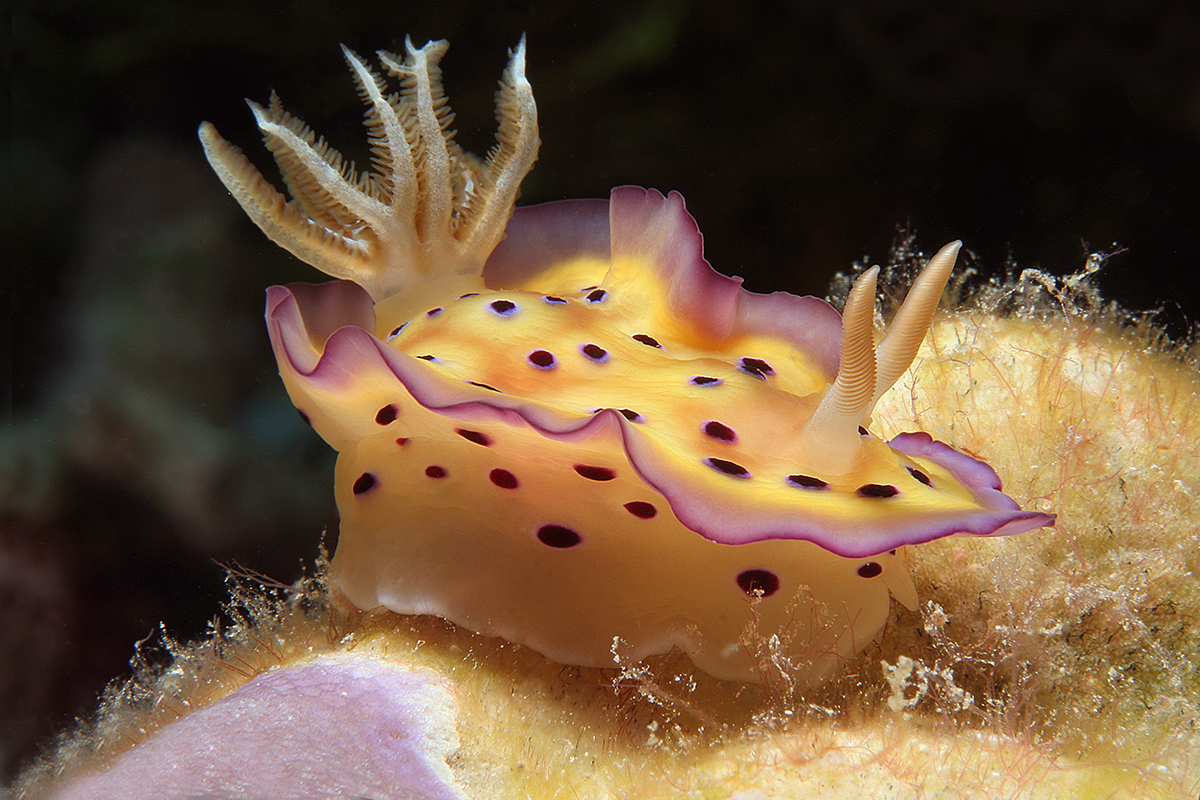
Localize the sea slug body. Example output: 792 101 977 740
200 37 1054 683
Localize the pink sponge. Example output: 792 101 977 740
54 655 468 800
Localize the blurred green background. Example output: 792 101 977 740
6 0 1199 780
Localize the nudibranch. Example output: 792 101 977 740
199 38 1055 683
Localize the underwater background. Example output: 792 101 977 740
6 0 1200 781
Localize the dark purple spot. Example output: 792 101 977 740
857 562 884 578
490 469 519 489
489 299 517 315
543 295 567 304
458 292 479 299
787 474 829 490
705 458 751 478
617 409 643 422
908 466 933 486
858 426 870 436
417 354 439 362
858 484 899 498
585 288 608 303
624 501 657 519
889 549 897 555
738 357 774 379
737 569 780 597
396 437 409 446
425 466 447 478
426 307 442 317
690 376 723 386
574 465 616 481
456 428 491 446
537 524 581 548
297 410 312 427
375 405 398 425
352 473 376 495
581 343 609 362
580 285 599 292
527 350 556 369
388 323 407 338
703 421 737 442
468 381 502 392
632 334 662 348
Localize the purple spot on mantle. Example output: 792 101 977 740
703 421 737 442
537 524 581 548
705 457 751 478
857 562 883 578
908 466 933 486
490 469 519 489
737 569 779 597
455 429 491 446
574 465 616 481
624 501 657 519
580 343 609 362
489 299 518 315
528 350 556 369
787 474 828 490
738 357 774 379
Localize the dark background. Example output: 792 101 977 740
6 0 1199 780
